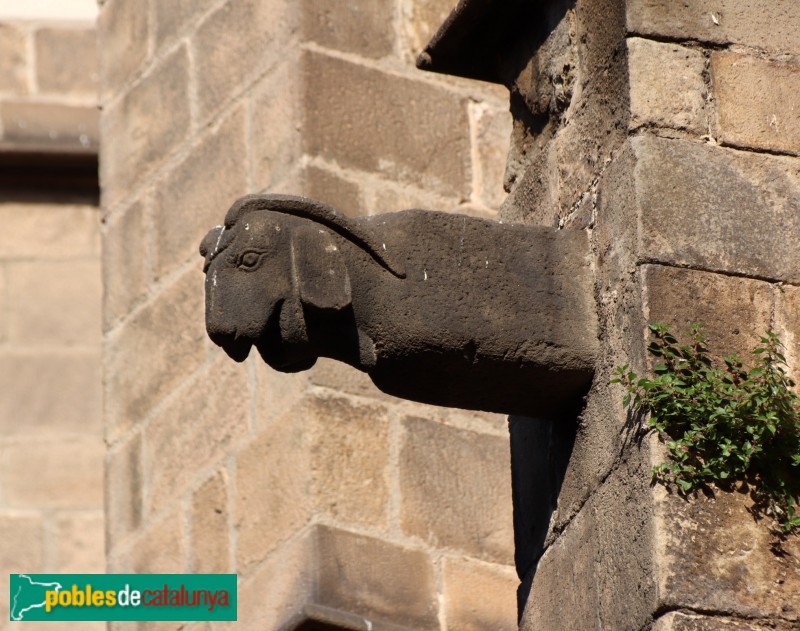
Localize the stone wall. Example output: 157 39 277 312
99 0 516 629
0 14 103 630
508 1 800 628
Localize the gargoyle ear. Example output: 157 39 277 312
290 224 352 311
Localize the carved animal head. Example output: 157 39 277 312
200 194 404 371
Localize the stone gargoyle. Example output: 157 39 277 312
200 194 598 416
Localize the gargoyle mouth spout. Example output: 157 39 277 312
209 332 252 363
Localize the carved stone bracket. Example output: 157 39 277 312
200 194 598 416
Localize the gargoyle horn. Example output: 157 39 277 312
224 194 407 279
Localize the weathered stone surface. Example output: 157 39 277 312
35 27 98 94
0 352 101 436
303 51 471 198
654 486 800 621
105 268 205 437
7 260 101 346
189 470 231 574
97 0 149 100
518 503 597 630
775 285 800 387
443 557 518 631
372 179 458 215
301 164 365 217
112 511 185 573
521 455 656 630
316 526 439 629
308 396 390 526
153 107 247 280
400 417 513 564
632 135 800 283
0 101 98 150
193 0 290 118
627 0 800 57
1 437 104 508
0 23 28 94
102 200 147 329
237 529 314 628
100 46 190 208
627 37 706 133
251 59 302 191
503 0 629 226
0 202 99 260
653 611 799 631
253 358 309 429
145 357 248 517
235 418 311 570
154 0 217 48
403 0 458 57
56 512 105 573
643 265 775 364
471 102 512 209
308 358 398 403
105 432 143 545
712 53 800 156
302 0 394 59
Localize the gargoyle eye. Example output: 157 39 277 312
237 250 267 270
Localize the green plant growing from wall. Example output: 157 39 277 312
612 323 800 535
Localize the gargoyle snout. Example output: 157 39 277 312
208 327 253 363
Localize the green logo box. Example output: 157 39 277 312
10 574 237 622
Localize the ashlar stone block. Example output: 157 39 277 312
56 512 105 573
0 202 99 260
0 351 102 436
193 0 291 119
713 52 800 156
153 107 248 280
235 417 311 571
154 0 217 49
144 356 248 518
654 486 800 622
97 0 149 100
104 267 206 437
105 432 143 545
303 50 471 198
102 199 147 329
0 23 28 94
400 416 513 564
643 265 774 364
631 135 800 283
100 46 190 209
654 612 799 631
308 395 390 527
443 557 518 631
628 37 707 134
7 260 101 347
35 27 98 94
111 511 185 574
301 0 394 59
300 164 365 217
189 470 231 574
1 437 104 509
316 526 439 629
627 0 800 57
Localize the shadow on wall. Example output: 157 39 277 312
509 414 576 618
